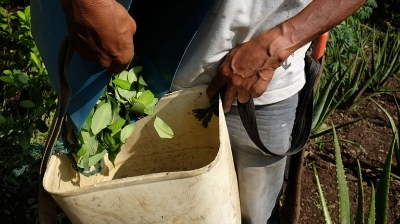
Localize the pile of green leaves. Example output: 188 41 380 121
75 66 173 171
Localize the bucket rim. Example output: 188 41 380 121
43 86 226 197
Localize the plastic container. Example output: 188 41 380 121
43 86 241 223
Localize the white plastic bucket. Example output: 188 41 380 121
43 85 241 223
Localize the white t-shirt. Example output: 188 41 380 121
172 0 312 105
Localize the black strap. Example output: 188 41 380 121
237 54 321 156
39 35 73 224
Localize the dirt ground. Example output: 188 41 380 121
1 78 399 224
298 77 400 224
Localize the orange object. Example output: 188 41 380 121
311 32 329 61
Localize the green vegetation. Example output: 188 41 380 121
314 111 397 223
309 2 400 223
1 3 55 191
1 0 399 223
75 66 173 173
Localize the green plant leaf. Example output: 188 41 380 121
367 183 375 224
154 116 173 138
35 107 47 117
108 116 127 135
137 90 155 108
82 109 94 131
375 133 395 224
108 147 120 166
144 105 155 116
0 76 13 83
17 10 25 21
0 115 6 124
118 70 129 81
355 160 365 224
129 102 145 116
394 98 400 173
102 131 116 147
128 68 138 83
332 123 351 223
35 119 48 133
18 73 29 84
91 102 112 135
24 6 30 18
77 148 87 157
108 96 120 124
18 131 30 150
138 76 147 86
77 153 90 170
120 123 135 143
80 130 99 155
2 70 12 76
313 163 333 224
143 98 158 115
0 24 7 30
20 100 35 108
88 149 107 167
113 79 131 90
132 66 142 74
117 87 136 102
30 52 40 67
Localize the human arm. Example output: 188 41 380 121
206 0 366 112
60 0 136 74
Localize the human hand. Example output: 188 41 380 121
206 31 287 113
61 0 136 74
206 0 366 113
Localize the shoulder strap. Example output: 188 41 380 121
38 35 73 224
237 54 321 156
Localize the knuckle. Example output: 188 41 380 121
252 87 265 98
231 78 242 87
219 65 231 77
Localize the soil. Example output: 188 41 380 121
0 77 399 224
298 77 400 224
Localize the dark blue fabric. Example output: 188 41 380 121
129 0 214 98
31 0 213 135
31 0 133 135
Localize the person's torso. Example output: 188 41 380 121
172 0 312 105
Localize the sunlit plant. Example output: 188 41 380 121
75 66 173 172
313 103 396 224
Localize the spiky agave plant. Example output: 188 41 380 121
313 119 394 224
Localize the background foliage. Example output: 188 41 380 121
1 0 56 190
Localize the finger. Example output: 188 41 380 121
237 89 251 104
206 73 228 99
221 85 237 113
249 70 273 97
108 57 132 75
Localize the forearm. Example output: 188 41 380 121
257 0 366 64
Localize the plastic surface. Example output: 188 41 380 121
311 32 329 61
43 86 241 224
